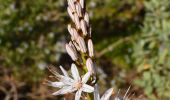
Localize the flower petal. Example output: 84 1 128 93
59 66 69 77
75 89 83 100
100 88 113 100
71 64 80 81
59 75 74 85
94 84 100 100
82 84 94 93
47 81 65 88
82 72 91 83
52 86 76 95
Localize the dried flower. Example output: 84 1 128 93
46 64 94 100
77 36 87 53
88 39 94 57
94 84 114 100
66 43 78 61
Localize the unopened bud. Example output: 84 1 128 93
67 24 74 36
74 13 80 29
69 41 76 52
67 7 75 22
67 0 76 11
84 12 89 25
86 58 95 74
80 0 84 9
77 36 87 53
73 41 81 51
75 2 83 17
88 39 94 57
72 28 79 40
66 43 78 61
80 19 88 36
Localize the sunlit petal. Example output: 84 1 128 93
82 84 94 93
59 75 74 85
52 86 75 95
75 89 83 100
71 64 80 81
59 66 69 77
82 72 91 83
48 81 65 88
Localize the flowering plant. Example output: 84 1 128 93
44 0 133 100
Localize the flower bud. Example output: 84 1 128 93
67 0 75 11
67 7 75 22
88 39 94 57
73 41 80 51
74 13 80 29
75 2 82 17
80 19 88 36
77 36 87 53
80 0 84 9
67 24 73 36
72 28 79 40
84 12 89 25
66 43 78 61
69 41 76 52
86 58 95 74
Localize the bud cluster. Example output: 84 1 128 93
45 0 117 100
66 0 95 75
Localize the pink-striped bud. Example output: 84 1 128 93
88 39 94 57
84 12 89 25
68 25 79 40
67 7 75 22
69 41 76 52
73 41 80 51
67 0 76 11
67 24 73 35
74 13 80 29
66 43 78 61
72 28 79 40
80 0 84 9
77 36 87 53
86 58 95 74
75 2 83 17
80 19 88 36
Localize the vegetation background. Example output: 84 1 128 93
0 0 170 100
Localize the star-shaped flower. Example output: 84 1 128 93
45 64 94 100
94 84 114 100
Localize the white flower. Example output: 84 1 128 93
46 64 94 100
94 84 114 100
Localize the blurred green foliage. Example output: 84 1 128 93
0 0 170 99
0 0 68 83
133 0 170 99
